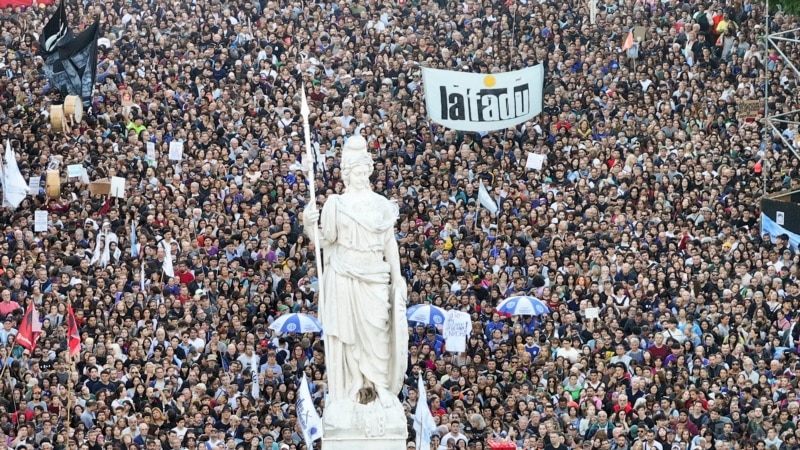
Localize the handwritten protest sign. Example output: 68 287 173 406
442 310 471 353
739 100 760 118
169 141 184 161
526 153 545 170
34 210 48 232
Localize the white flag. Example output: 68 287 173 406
80 166 90 184
161 240 175 278
414 373 437 450
140 261 146 292
0 144 6 207
31 304 42 335
478 179 498 215
296 374 323 449
251 353 260 400
131 221 139 258
3 140 30 209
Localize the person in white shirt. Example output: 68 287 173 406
642 428 663 450
556 338 580 364
662 319 686 344
171 416 189 441
610 344 633 372
438 421 468 450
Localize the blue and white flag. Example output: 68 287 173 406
296 373 323 449
414 373 437 450
478 179 498 215
131 221 139 258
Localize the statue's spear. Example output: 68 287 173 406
300 85 325 291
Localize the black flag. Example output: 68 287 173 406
39 0 70 54
44 21 99 106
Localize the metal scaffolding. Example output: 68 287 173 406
764 0 800 163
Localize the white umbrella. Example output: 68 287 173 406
268 313 323 334
496 296 550 316
406 304 447 326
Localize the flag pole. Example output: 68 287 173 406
300 85 325 294
65 295 74 448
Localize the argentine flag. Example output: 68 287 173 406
131 221 139 258
297 374 323 449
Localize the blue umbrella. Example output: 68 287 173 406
269 313 323 334
406 304 447 326
496 296 550 316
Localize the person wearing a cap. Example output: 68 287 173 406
422 326 444 357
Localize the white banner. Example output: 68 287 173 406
422 65 544 132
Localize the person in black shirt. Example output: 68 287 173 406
543 432 569 450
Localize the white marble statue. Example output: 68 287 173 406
303 135 408 447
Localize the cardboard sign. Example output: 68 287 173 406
90 178 111 195
739 100 761 118
633 26 648 42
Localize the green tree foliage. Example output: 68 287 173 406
770 0 800 16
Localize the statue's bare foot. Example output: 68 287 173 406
357 386 377 404
377 388 395 409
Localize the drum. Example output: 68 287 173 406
45 170 61 198
63 95 83 123
50 105 65 133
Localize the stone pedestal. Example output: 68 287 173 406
322 393 407 450
322 437 406 450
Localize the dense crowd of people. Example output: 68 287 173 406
0 0 798 448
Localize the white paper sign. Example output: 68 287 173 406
442 310 471 353
67 164 83 178
146 142 156 159
585 307 600 320
526 153 545 170
777 211 785 226
29 177 40 195
169 141 184 161
110 177 126 198
34 210 48 232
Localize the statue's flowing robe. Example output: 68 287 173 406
318 192 407 402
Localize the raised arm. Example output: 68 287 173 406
302 200 334 249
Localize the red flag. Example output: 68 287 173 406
16 303 38 351
97 197 111 216
67 305 80 357
622 30 634 51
